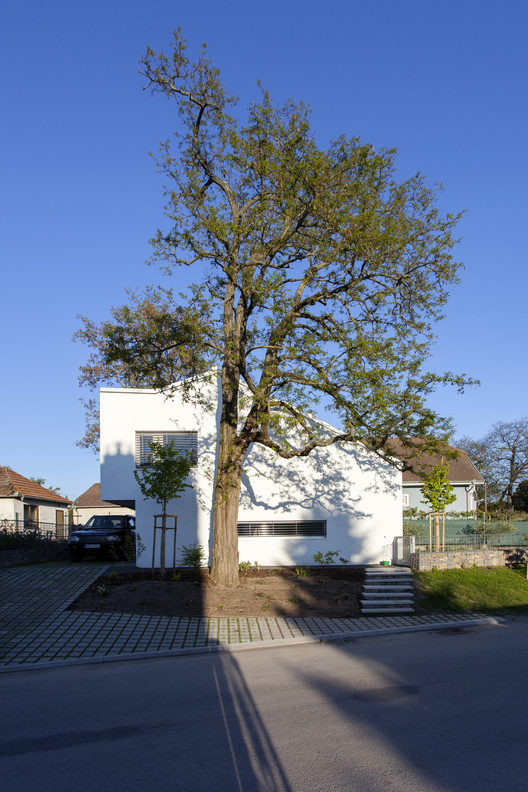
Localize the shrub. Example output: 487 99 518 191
313 550 340 565
179 542 206 569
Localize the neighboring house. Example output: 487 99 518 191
100 371 402 569
72 483 135 526
0 467 72 537
392 442 485 514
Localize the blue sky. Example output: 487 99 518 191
1 0 526 498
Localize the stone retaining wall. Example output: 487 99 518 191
0 543 70 568
411 547 528 571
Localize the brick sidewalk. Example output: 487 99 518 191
0 564 499 670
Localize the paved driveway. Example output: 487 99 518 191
0 563 497 670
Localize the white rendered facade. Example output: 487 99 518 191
100 373 402 568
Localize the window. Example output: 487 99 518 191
135 431 198 467
237 520 327 537
402 493 409 507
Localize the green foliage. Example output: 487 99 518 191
133 439 193 515
471 520 516 536
313 550 340 565
420 462 457 512
513 480 528 512
179 542 206 569
295 566 310 577
239 560 260 572
403 521 427 539
78 29 477 585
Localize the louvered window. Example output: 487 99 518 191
135 431 198 467
237 520 326 537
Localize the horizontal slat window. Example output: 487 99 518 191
237 520 327 538
135 431 198 467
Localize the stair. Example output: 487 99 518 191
361 566 415 614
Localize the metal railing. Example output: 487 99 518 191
413 533 528 551
0 520 70 549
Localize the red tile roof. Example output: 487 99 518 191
0 467 71 504
74 483 120 508
389 441 484 484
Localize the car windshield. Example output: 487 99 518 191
82 516 128 531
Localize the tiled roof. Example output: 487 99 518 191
0 467 71 504
389 441 484 484
74 483 120 508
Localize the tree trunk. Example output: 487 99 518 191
210 454 243 587
210 363 246 587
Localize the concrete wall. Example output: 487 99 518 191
100 374 402 569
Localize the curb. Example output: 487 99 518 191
0 615 503 674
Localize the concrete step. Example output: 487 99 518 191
361 597 414 608
364 571 413 579
363 583 414 589
361 606 415 614
363 591 414 602
361 566 415 614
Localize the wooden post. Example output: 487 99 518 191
429 512 446 552
152 515 178 577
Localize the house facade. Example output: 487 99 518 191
396 445 485 514
100 372 402 569
0 467 71 537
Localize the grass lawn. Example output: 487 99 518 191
414 565 528 614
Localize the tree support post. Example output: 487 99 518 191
152 514 178 577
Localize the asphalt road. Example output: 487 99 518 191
2 620 528 792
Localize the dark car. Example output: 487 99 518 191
68 515 135 561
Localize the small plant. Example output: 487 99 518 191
218 603 225 610
172 572 181 582
97 584 110 597
289 596 299 604
121 533 137 562
257 592 265 597
107 571 118 581
179 542 206 569
295 566 310 577
313 550 340 565
135 532 147 560
239 560 259 571
261 603 270 611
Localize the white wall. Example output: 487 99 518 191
100 373 402 569
0 498 69 527
100 375 219 569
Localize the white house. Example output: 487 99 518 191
0 467 71 537
390 441 485 514
100 372 402 569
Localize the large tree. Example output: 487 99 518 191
74 287 211 452
80 30 474 586
458 417 528 506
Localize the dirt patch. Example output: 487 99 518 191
69 566 365 618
